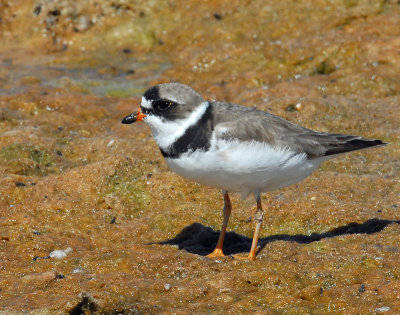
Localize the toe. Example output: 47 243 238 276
207 248 225 258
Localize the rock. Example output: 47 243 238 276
375 306 391 313
49 247 73 259
21 269 60 286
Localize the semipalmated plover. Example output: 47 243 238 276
122 83 386 260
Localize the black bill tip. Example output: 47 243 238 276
122 113 136 124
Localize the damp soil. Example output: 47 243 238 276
1 0 399 313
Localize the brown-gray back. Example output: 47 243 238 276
210 101 385 159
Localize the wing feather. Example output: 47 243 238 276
210 101 386 159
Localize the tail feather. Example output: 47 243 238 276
324 136 387 157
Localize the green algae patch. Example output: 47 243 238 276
58 77 91 94
101 170 151 218
306 241 331 253
0 143 57 176
105 89 135 98
149 213 189 235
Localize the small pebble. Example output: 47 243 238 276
213 13 222 20
110 216 116 224
164 283 171 291
375 306 390 313
285 104 296 112
122 48 133 54
358 284 365 292
50 247 73 259
33 3 42 16
107 139 115 147
285 103 302 111
72 267 86 274
15 182 26 187
294 103 302 110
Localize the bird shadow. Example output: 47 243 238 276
153 218 400 256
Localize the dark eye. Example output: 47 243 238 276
155 100 174 111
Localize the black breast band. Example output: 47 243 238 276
160 103 213 159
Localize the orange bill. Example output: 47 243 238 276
122 108 147 124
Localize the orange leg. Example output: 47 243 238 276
207 191 232 258
248 192 264 261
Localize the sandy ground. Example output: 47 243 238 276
0 0 399 313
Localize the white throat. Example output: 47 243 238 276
143 100 209 150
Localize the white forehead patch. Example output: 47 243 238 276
141 97 153 109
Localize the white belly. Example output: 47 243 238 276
165 140 327 198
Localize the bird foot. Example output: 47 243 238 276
206 248 225 258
